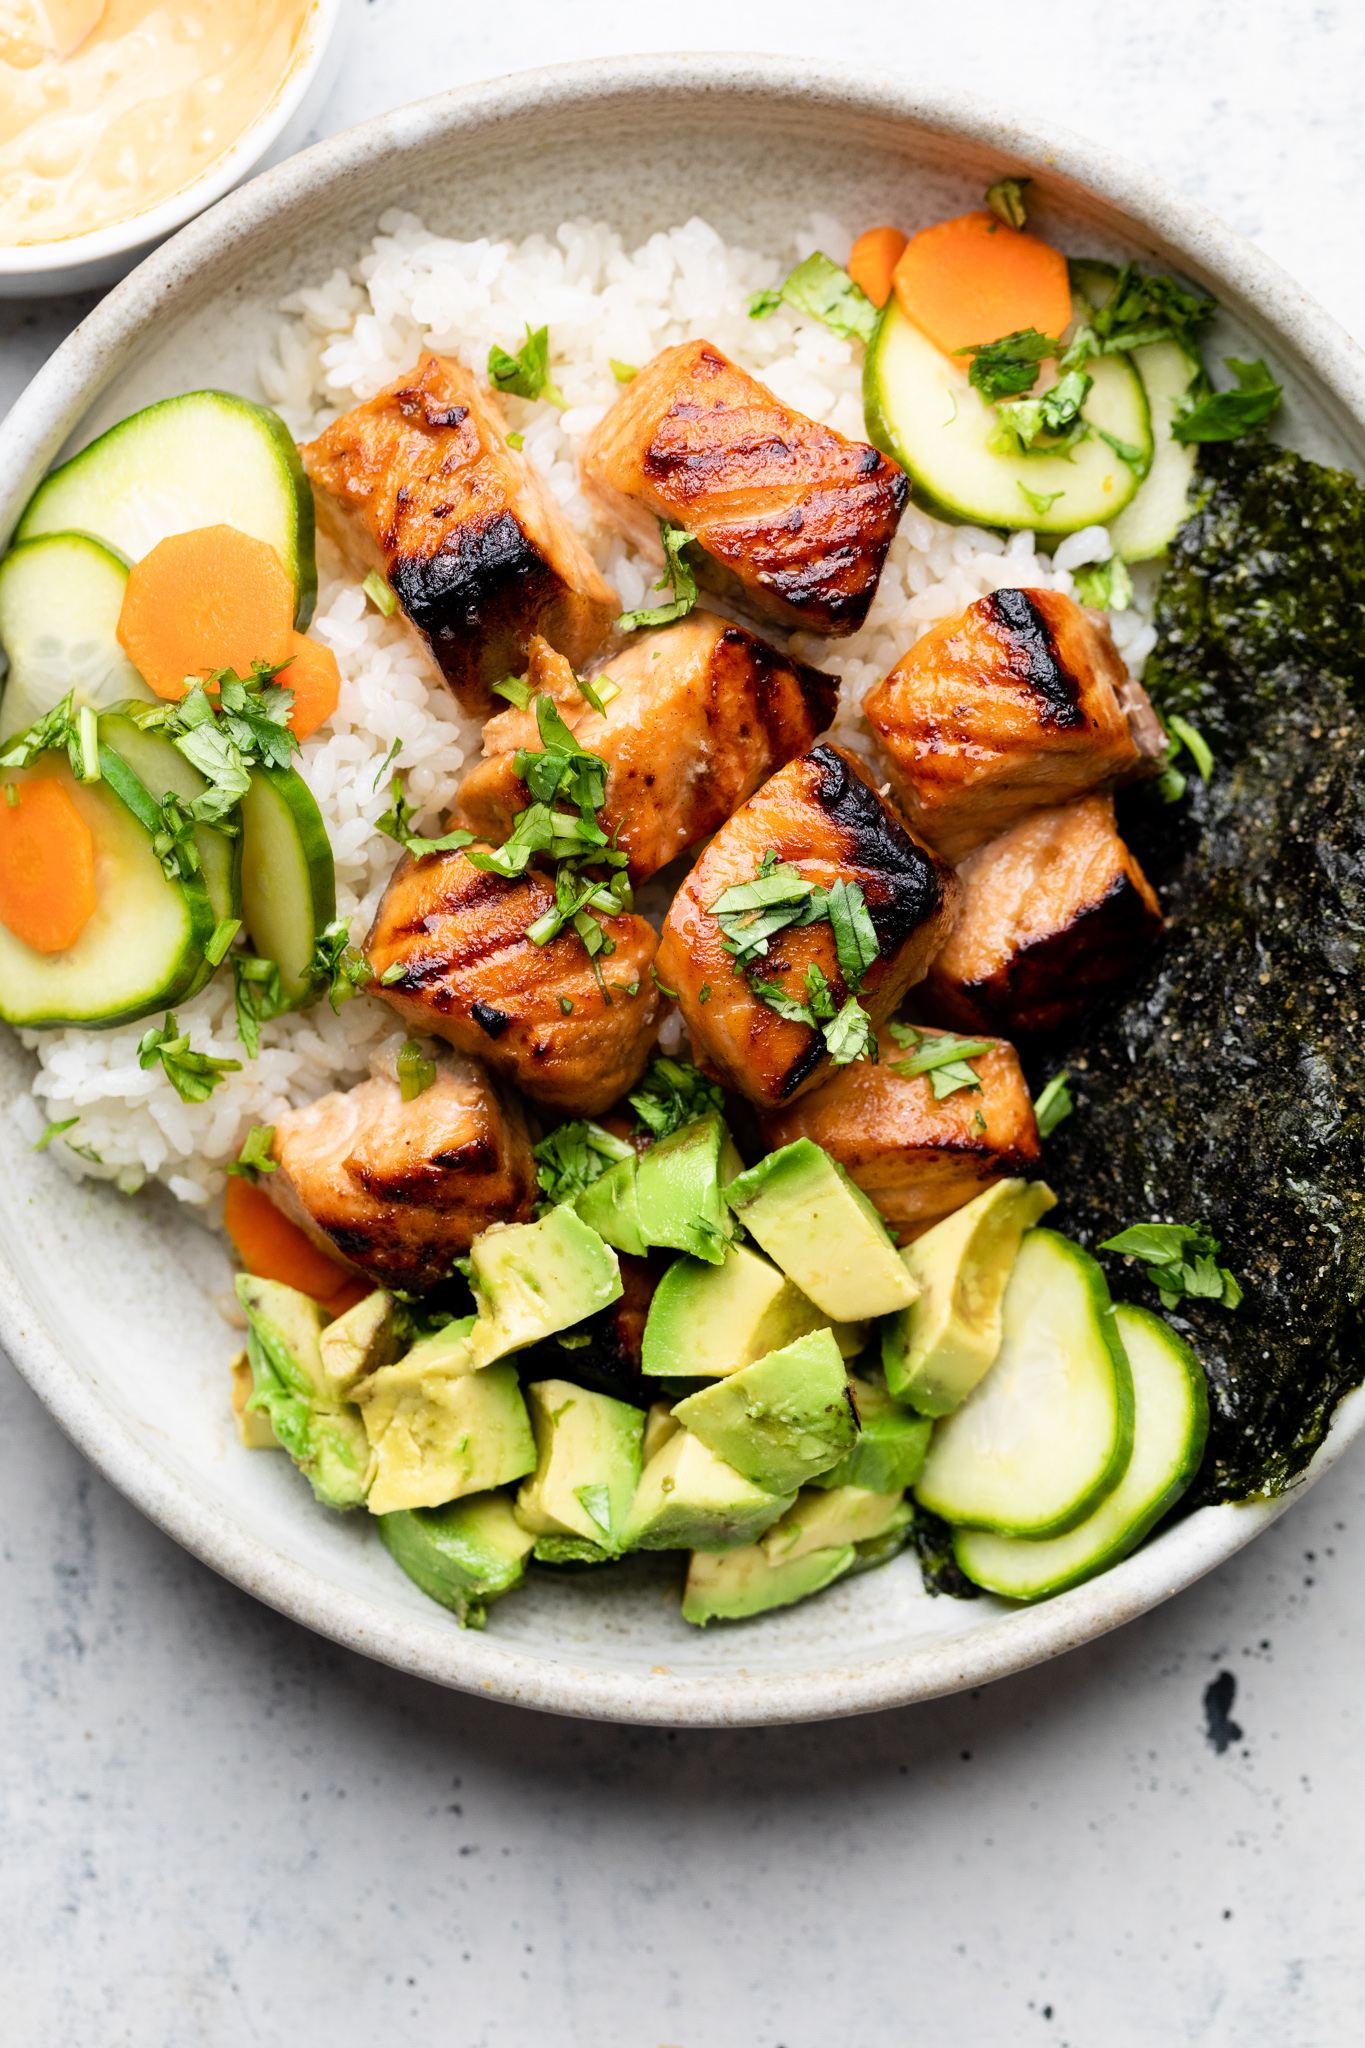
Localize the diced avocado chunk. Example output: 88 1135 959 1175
641 1242 826 1378
621 1428 795 1551
514 1379 645 1553
882 1178 1057 1415
761 1484 908 1564
400 1315 478 1375
846 1504 915 1576
573 1155 647 1257
229 1350 280 1450
634 1111 743 1265
681 1541 855 1625
359 1359 535 1514
671 1327 857 1494
723 1140 917 1320
642 1401 680 1464
236 1275 372 1507
319 1289 404 1398
811 1377 932 1492
376 1493 534 1628
468 1208 622 1369
830 1319 872 1359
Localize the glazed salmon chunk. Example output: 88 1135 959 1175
864 587 1165 863
923 793 1163 1037
301 353 617 712
365 846 663 1116
581 340 907 638
458 617 840 881
759 1025 1042 1236
656 744 958 1109
267 1046 536 1293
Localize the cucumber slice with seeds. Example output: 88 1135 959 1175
16 391 317 628
915 1229 1134 1538
0 532 156 745
239 763 335 1005
864 295 1151 535
953 1305 1208 1600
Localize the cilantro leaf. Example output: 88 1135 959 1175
397 1038 437 1102
616 520 699 632
0 690 100 782
377 772 476 860
825 879 879 991
487 324 565 408
774 252 878 345
958 327 1060 401
888 1027 995 1099
985 177 1030 230
1018 482 1064 519
1099 1220 1242 1311
1072 556 1135 611
136 1013 242 1104
512 694 609 815
1083 262 1217 360
750 978 818 1029
803 961 836 1020
232 954 290 1059
627 1057 725 1140
151 793 203 884
1032 1070 1075 1138
1172 357 1283 444
988 369 1093 458
532 1119 635 1208
310 917 373 1011
747 286 784 320
227 1124 277 1180
32 1117 80 1153
824 994 876 1066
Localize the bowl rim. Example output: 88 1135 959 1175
0 0 345 279
2 50 1362 1726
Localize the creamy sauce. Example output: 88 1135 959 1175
0 0 310 246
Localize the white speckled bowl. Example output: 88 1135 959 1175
2 55 1363 1726
0 0 348 297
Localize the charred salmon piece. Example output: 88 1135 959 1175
300 353 617 713
759 1026 1041 1237
580 339 907 638
458 615 840 881
267 1047 536 1294
922 793 1163 1038
864 587 1165 864
656 744 959 1110
365 846 663 1117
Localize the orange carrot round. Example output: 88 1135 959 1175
116 525 294 701
277 631 341 741
849 227 908 311
892 210 1072 359
223 1173 354 1304
0 777 96 953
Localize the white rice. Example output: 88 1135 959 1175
10 209 1158 1207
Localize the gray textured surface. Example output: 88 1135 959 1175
3 3 1365 2041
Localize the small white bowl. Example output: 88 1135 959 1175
0 0 349 298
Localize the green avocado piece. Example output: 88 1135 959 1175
359 1358 536 1514
760 1483 908 1565
812 1377 932 1492
642 1400 681 1464
846 1505 916 1576
514 1378 646 1552
468 1208 622 1368
723 1140 917 1320
634 1111 743 1266
399 1315 479 1374
621 1427 795 1551
670 1326 858 1494
573 1155 647 1257
376 1492 534 1627
681 1541 855 1625
641 1242 827 1378
236 1275 372 1508
882 1179 1058 1415
319 1289 405 1399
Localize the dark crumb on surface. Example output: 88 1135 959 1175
1203 1669 1244 1754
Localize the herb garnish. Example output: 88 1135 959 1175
617 520 700 633
227 1124 277 1181
532 1119 635 1209
1172 358 1283 444
397 1039 437 1102
310 918 373 1011
1018 483 1064 519
747 251 878 345
376 773 476 861
33 1116 79 1153
988 368 1094 457
487 323 565 408
985 177 1031 231
1032 1070 1075 1137
1099 1222 1243 1311
628 1056 726 1139
708 851 881 1068
959 328 1060 402
137 1013 242 1103
232 954 290 1058
887 1021 994 1099
362 569 397 616
130 667 299 829
0 691 101 782
1073 557 1135 611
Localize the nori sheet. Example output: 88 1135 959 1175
1042 437 1365 1509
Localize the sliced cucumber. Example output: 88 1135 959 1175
915 1229 1134 1538
239 764 335 1004
953 1305 1208 1600
0 533 156 745
0 745 216 1029
16 391 317 628
864 295 1151 535
1070 261 1202 562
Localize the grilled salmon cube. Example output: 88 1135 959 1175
300 353 617 712
266 1047 536 1294
864 587 1165 863
580 339 907 638
365 846 663 1116
458 616 840 881
922 793 1163 1037
758 1025 1041 1236
656 744 959 1109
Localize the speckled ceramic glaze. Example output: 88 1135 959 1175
2 55 1362 1726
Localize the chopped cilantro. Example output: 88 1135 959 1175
487 323 565 408
310 917 373 1011
616 520 699 633
698 982 712 1005
823 995 877 1066
362 569 397 616
958 327 1059 401
559 996 574 1015
0 691 95 780
32 1117 79 1153
232 954 289 1059
1172 357 1283 444
151 793 202 884
1081 262 1216 362
649 962 680 1001
377 772 476 860
628 1056 725 1139
888 1024 994 1099
1073 556 1134 611
397 1039 437 1102
532 1119 634 1209
776 251 878 344
573 671 610 716
1032 1070 1075 1138
1099 1221 1243 1311
747 286 784 319
1018 482 1064 519
825 879 878 991
985 176 1030 230
137 1013 242 1103
750 978 816 1028
227 1124 277 1181
803 961 836 1019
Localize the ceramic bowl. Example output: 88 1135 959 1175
2 54 1363 1726
0 0 349 297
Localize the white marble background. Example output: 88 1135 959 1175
3 4 1364 2043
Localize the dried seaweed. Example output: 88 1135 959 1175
1044 439 1365 1508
